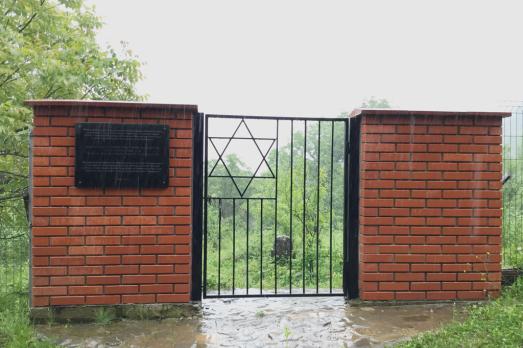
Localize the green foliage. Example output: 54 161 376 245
0 228 29 294
502 137 523 269
283 325 292 342
0 287 56 347
0 0 143 232
397 278 523 348
0 1 142 346
94 308 115 325
205 120 346 292
360 96 391 108
0 261 29 296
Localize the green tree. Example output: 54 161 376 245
0 0 143 234
205 120 347 292
360 96 391 108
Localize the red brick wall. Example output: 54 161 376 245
29 102 508 306
28 101 197 307
355 110 507 301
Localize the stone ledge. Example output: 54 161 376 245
25 99 198 112
349 108 511 118
347 299 488 307
31 303 201 324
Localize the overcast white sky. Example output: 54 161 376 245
86 0 523 116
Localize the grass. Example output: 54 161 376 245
94 308 116 325
205 203 345 293
0 286 56 348
396 277 523 348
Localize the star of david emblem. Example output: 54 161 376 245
208 119 276 197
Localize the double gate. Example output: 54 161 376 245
193 114 360 299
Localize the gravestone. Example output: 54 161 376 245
272 236 292 259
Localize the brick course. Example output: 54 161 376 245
28 100 197 307
353 110 508 301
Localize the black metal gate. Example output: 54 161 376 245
197 114 359 299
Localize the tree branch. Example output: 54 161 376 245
0 171 28 179
43 84 61 99
0 151 28 158
0 232 27 240
15 126 30 134
80 84 96 100
18 12 38 33
0 67 21 88
17 0 47 33
0 188 28 203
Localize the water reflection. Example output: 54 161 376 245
37 297 466 347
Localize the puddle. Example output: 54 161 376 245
36 297 467 347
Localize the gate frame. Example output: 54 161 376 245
191 113 204 301
346 116 361 299
193 114 360 300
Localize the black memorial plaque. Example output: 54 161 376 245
75 123 169 188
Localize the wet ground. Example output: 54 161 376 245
36 297 466 347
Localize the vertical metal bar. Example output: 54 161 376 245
505 112 510 266
501 113 508 265
516 110 520 267
513 108 523 266
203 115 209 297
246 199 250 295
303 120 307 293
316 121 321 294
510 110 513 266
516 109 519 267
505 113 510 266
232 198 236 295
512 109 516 265
513 107 523 266
191 113 204 301
260 199 263 294
506 111 509 266
218 198 222 296
14 241 17 290
518 109 522 267
509 111 512 266
0 237 3 294
511 111 515 265
516 109 519 265
289 120 294 294
274 120 279 294
343 119 349 297
347 117 360 299
329 120 334 293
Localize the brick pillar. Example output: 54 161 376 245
352 109 509 301
27 100 197 307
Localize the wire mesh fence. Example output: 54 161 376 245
0 228 29 295
502 106 523 269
